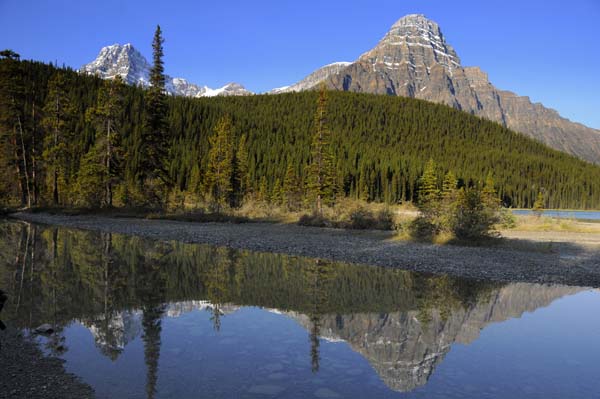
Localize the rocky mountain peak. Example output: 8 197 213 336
275 14 600 164
359 14 460 74
81 43 252 98
81 43 151 86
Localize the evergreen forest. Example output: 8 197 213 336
2 52 600 211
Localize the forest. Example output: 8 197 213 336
2 44 600 211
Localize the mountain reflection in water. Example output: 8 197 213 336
0 221 591 398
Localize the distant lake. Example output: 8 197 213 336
1 221 599 398
512 209 600 220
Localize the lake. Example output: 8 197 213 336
1 220 599 398
512 209 600 220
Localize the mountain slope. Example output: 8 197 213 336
10 60 600 209
80 43 252 97
278 14 600 164
269 62 351 93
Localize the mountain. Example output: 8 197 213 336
290 283 582 392
80 43 252 97
277 14 600 164
269 62 351 93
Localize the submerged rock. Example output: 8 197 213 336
34 324 54 334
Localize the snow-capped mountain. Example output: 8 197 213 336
80 43 252 97
270 14 600 164
269 62 351 94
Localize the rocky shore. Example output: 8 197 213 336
10 212 600 288
0 326 94 399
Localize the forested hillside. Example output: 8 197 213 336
2 58 600 210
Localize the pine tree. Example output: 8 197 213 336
307 84 335 213
0 50 31 207
205 116 234 212
533 191 545 216
85 75 125 206
440 170 459 230
482 173 500 207
418 158 439 206
283 162 300 210
235 134 250 203
410 159 441 239
257 175 268 203
141 25 169 187
271 178 283 205
442 171 458 198
188 164 201 194
41 71 73 205
74 143 105 207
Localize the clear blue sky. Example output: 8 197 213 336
1 0 599 128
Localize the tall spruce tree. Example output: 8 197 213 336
418 159 439 206
307 85 335 213
42 71 73 205
410 159 441 239
85 76 125 206
205 116 234 211
440 170 459 229
442 171 458 198
0 50 29 206
141 25 169 187
283 162 300 210
235 133 250 203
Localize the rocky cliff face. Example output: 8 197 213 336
81 44 252 97
270 62 352 94
281 14 600 164
290 283 582 392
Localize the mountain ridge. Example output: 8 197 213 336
80 43 253 98
276 14 600 164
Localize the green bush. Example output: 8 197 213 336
499 208 517 229
452 189 499 240
409 216 439 240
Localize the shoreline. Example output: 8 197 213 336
0 326 94 399
8 211 600 288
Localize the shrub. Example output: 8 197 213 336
348 207 375 229
375 208 395 230
298 212 329 227
409 215 439 240
499 208 517 229
452 189 499 240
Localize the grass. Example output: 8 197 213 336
295 198 416 231
11 199 418 231
507 215 600 233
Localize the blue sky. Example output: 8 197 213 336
1 0 599 128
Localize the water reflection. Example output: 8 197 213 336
0 221 590 397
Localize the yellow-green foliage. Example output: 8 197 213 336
510 215 600 233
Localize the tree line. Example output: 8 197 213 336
2 27 600 211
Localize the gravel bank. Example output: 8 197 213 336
0 327 94 399
11 212 600 288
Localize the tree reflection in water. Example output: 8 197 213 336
0 221 583 394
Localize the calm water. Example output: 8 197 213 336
513 209 600 220
1 221 599 398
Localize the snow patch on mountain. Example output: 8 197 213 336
80 43 252 97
